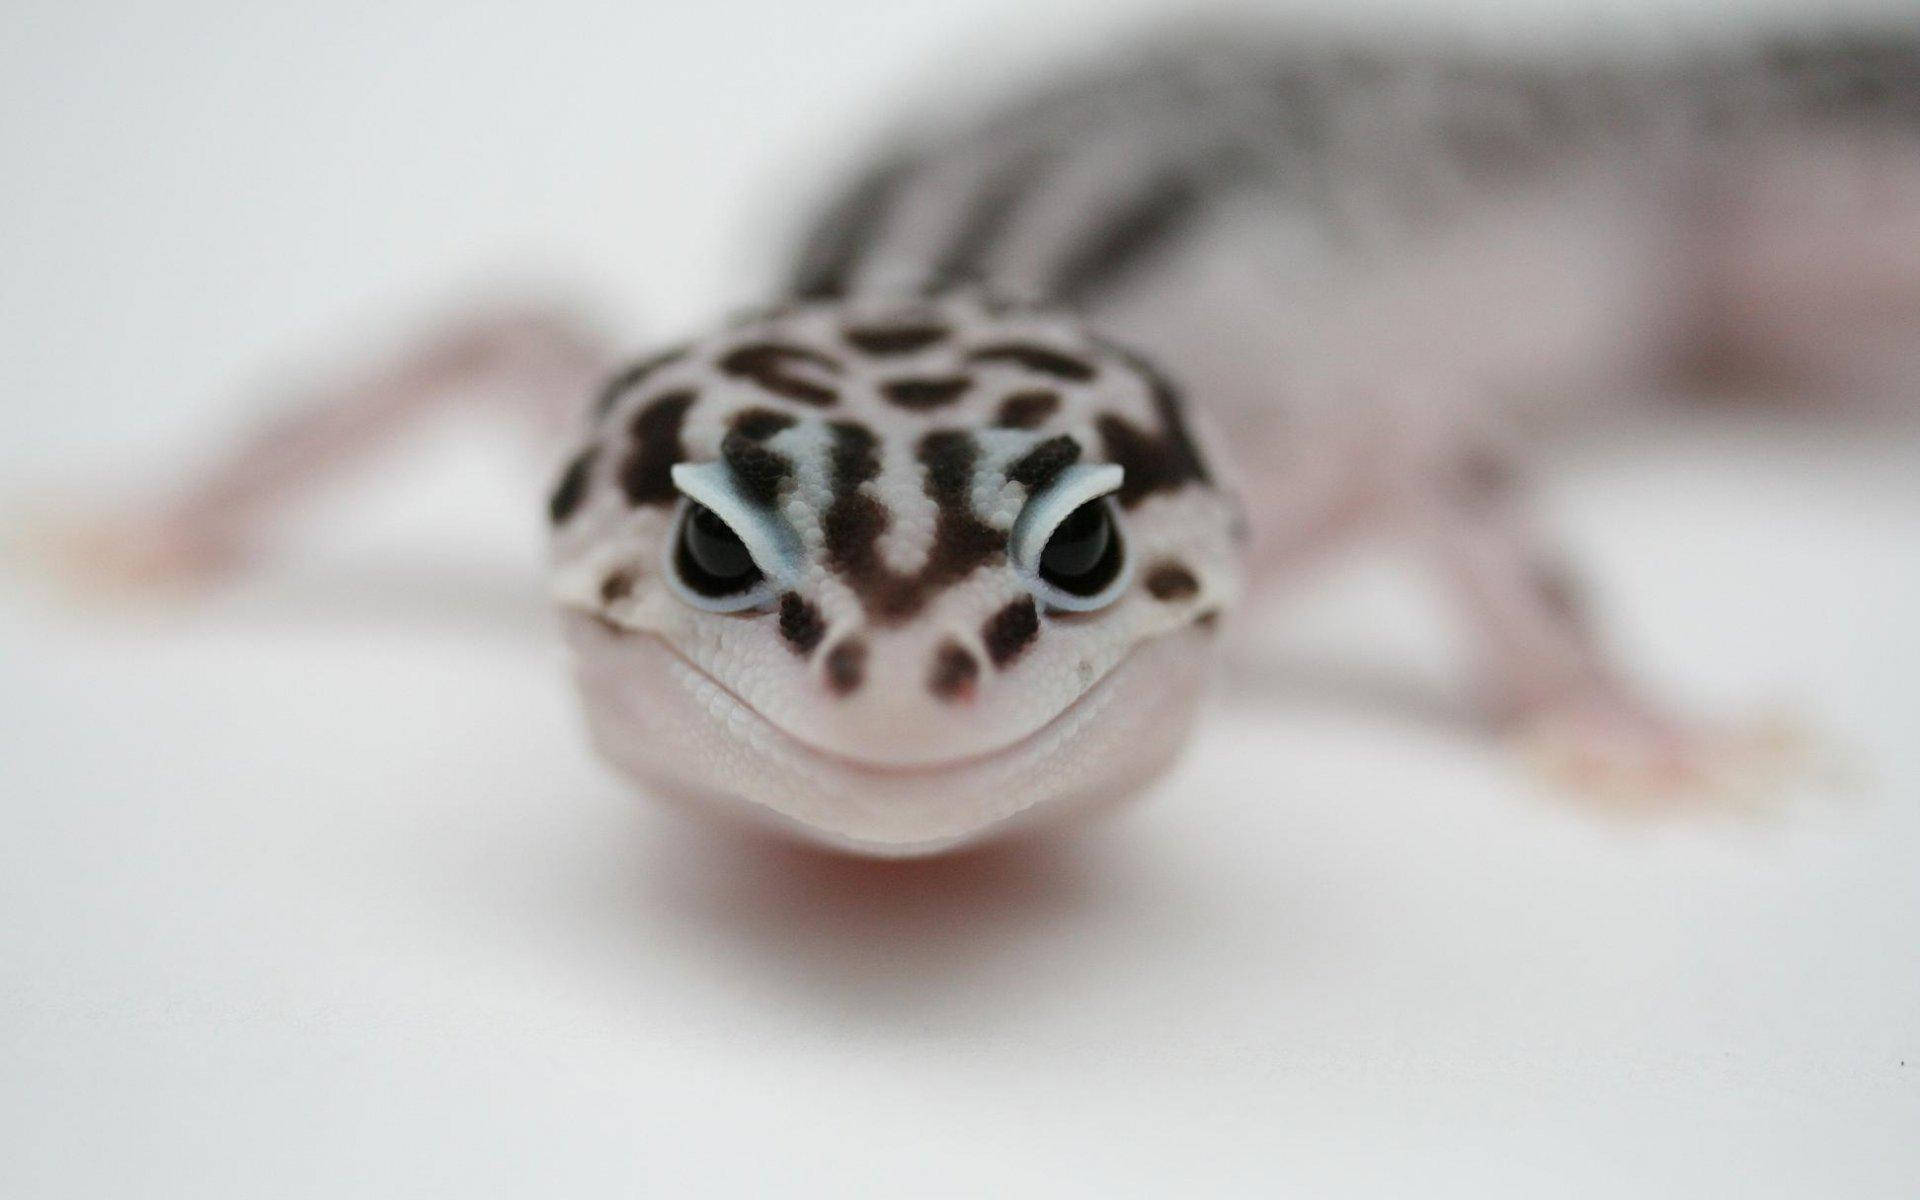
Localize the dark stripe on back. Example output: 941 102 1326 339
788 151 918 300
923 144 1060 294
1046 170 1208 306
1759 33 1920 125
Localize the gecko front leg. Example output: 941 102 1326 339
44 302 613 589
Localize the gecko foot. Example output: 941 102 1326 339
11 502 239 598
1513 694 1841 820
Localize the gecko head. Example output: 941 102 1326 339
544 293 1244 855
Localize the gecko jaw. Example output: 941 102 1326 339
562 612 1213 855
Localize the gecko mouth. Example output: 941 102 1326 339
560 613 1213 854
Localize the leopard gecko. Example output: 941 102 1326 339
69 27 1920 854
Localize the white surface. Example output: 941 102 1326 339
4 1 1919 1196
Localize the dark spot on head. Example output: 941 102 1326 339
720 343 841 406
845 324 949 355
1007 435 1081 493
968 342 1095 382
1144 562 1200 601
824 639 867 696
593 346 687 418
778 592 826 656
1193 609 1221 633
928 641 980 702
720 430 792 508
619 390 697 507
882 376 973 410
730 407 797 441
1096 413 1207 508
599 570 635 603
1089 343 1210 508
729 342 840 375
548 446 598 524
982 596 1040 667
994 390 1060 429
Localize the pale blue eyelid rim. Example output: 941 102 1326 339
1009 462 1132 612
667 462 805 606
1009 463 1124 571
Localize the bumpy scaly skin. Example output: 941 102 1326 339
546 294 1241 852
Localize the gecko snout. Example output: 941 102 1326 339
778 606 1067 769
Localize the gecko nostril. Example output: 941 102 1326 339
928 641 981 703
599 569 638 603
1143 561 1199 601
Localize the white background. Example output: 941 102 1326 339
3 0 1917 1195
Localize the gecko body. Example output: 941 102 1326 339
78 27 1920 854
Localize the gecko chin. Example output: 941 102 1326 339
560 612 1214 857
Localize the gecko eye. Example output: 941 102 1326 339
677 502 763 595
1010 462 1132 612
1038 500 1121 595
665 462 799 613
663 463 794 614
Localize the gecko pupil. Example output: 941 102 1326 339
677 502 762 594
1038 500 1121 595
